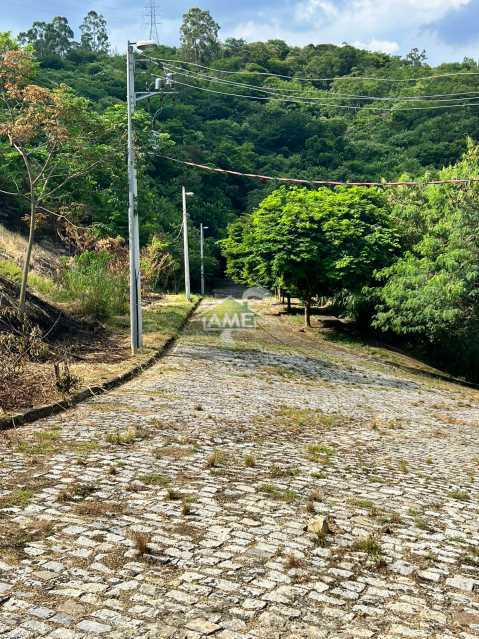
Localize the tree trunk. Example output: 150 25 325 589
304 299 312 328
287 294 292 313
19 197 35 311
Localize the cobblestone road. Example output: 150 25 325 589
1 300 479 638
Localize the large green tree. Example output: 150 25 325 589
221 186 399 326
80 11 109 54
18 17 74 58
180 7 220 64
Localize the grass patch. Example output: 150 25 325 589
58 483 96 502
0 488 34 509
244 454 256 468
139 473 170 487
269 464 300 479
154 446 195 459
0 519 53 559
259 483 298 503
305 442 336 464
265 407 343 432
74 501 126 516
448 489 470 501
16 429 61 456
106 426 150 446
206 449 227 468
352 534 383 560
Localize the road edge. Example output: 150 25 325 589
0 297 202 432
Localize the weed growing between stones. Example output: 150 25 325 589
206 449 227 468
285 554 304 570
244 453 256 467
448 489 470 501
0 519 53 559
352 534 384 563
139 473 170 486
130 531 151 557
269 464 300 478
74 501 126 516
305 443 336 464
57 483 96 502
259 483 298 503
0 488 34 509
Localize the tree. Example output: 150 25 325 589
221 186 399 326
373 142 479 378
80 11 109 54
18 17 74 58
405 48 427 67
0 32 17 52
0 48 120 308
180 8 220 64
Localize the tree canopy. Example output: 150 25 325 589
221 186 399 324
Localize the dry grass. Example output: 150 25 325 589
154 446 195 459
284 554 304 570
206 449 227 468
57 483 96 503
74 500 127 516
0 519 53 559
270 464 300 478
244 453 256 467
130 531 151 557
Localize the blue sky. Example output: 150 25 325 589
1 0 478 64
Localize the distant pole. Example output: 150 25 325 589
182 186 191 301
127 41 143 354
200 223 205 296
200 223 209 296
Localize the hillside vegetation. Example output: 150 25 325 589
2 10 479 380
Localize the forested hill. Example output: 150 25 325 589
3 11 479 243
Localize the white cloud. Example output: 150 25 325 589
226 0 474 65
351 39 400 55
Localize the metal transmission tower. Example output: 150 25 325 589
145 0 160 44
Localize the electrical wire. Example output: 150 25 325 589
160 63 479 104
164 76 479 111
158 155 479 187
139 53 479 84
160 61 479 102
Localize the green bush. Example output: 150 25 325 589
60 250 128 320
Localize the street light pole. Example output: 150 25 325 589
200 223 208 296
182 186 192 301
127 41 142 354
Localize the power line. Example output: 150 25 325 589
159 155 479 188
142 55 479 84
161 76 479 111
160 63 479 104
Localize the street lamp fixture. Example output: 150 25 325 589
135 40 156 51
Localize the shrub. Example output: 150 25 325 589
60 250 128 319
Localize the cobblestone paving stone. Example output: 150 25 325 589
1 299 479 638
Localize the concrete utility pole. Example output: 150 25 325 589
200 223 208 296
126 38 170 354
126 41 143 354
182 187 193 301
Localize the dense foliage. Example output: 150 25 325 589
2 8 479 377
372 142 479 378
221 186 399 324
